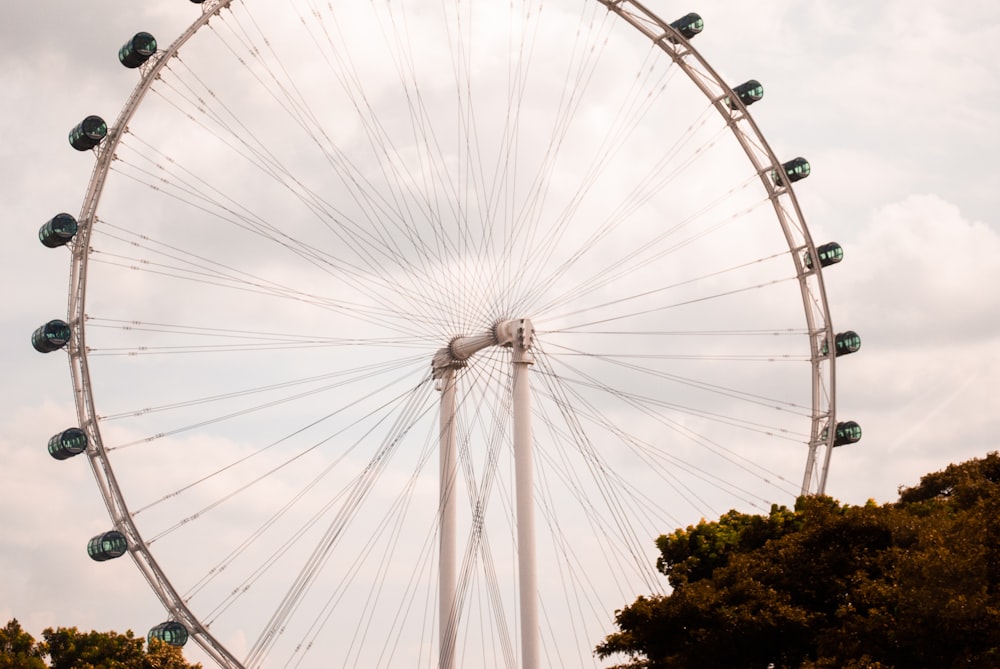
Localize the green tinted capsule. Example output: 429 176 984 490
772 157 810 186
669 12 704 39
834 331 861 356
87 530 128 561
32 320 71 353
805 242 844 270
726 80 763 109
834 421 862 446
48 428 87 460
119 32 157 68
68 116 107 151
39 213 78 248
148 622 189 647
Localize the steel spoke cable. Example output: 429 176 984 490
514 47 692 301
536 355 809 440
87 240 454 343
127 367 429 519
186 377 436 616
135 363 430 527
546 273 799 334
279 5 465 322
531 367 669 586
525 181 770 317
440 350 517 667
540 246 791 327
514 118 740 316
524 350 659 595
539 338 812 416
96 355 423 422
509 42 696 298
109 137 457 336
501 5 615 289
534 347 800 501
140 53 456 333
244 374 439 666
230 10 453 310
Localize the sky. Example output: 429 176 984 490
1 1 999 668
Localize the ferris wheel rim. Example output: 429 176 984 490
60 2 837 667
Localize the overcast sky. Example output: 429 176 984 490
2 2 999 667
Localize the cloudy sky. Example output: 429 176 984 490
2 1 998 667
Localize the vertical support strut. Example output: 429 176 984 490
431 319 536 668
437 366 458 669
507 319 539 669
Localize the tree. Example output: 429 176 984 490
596 453 1000 669
0 622 201 669
0 620 45 669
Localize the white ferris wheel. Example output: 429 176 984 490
34 1 862 667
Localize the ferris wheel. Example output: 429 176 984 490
34 1 862 667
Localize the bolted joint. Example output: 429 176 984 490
431 346 466 382
497 318 535 364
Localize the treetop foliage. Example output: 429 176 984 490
597 452 1000 669
0 621 201 669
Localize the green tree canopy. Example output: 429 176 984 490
0 620 46 669
0 623 201 669
597 452 1000 669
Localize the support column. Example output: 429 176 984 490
436 365 458 669
507 319 539 669
431 320 537 669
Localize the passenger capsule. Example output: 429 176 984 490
726 80 764 109
834 331 861 356
119 32 157 68
68 115 108 151
31 320 71 353
148 621 188 647
669 13 703 40
822 330 861 357
87 530 128 561
772 157 811 186
804 242 844 270
39 213 78 248
48 428 88 460
834 421 862 447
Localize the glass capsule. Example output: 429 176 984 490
48 428 87 460
68 115 107 151
669 13 703 40
39 213 78 248
119 32 157 68
87 530 128 561
148 621 189 647
772 157 811 186
31 320 71 353
726 80 764 109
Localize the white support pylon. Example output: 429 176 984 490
505 319 539 669
431 319 538 669
436 364 458 669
